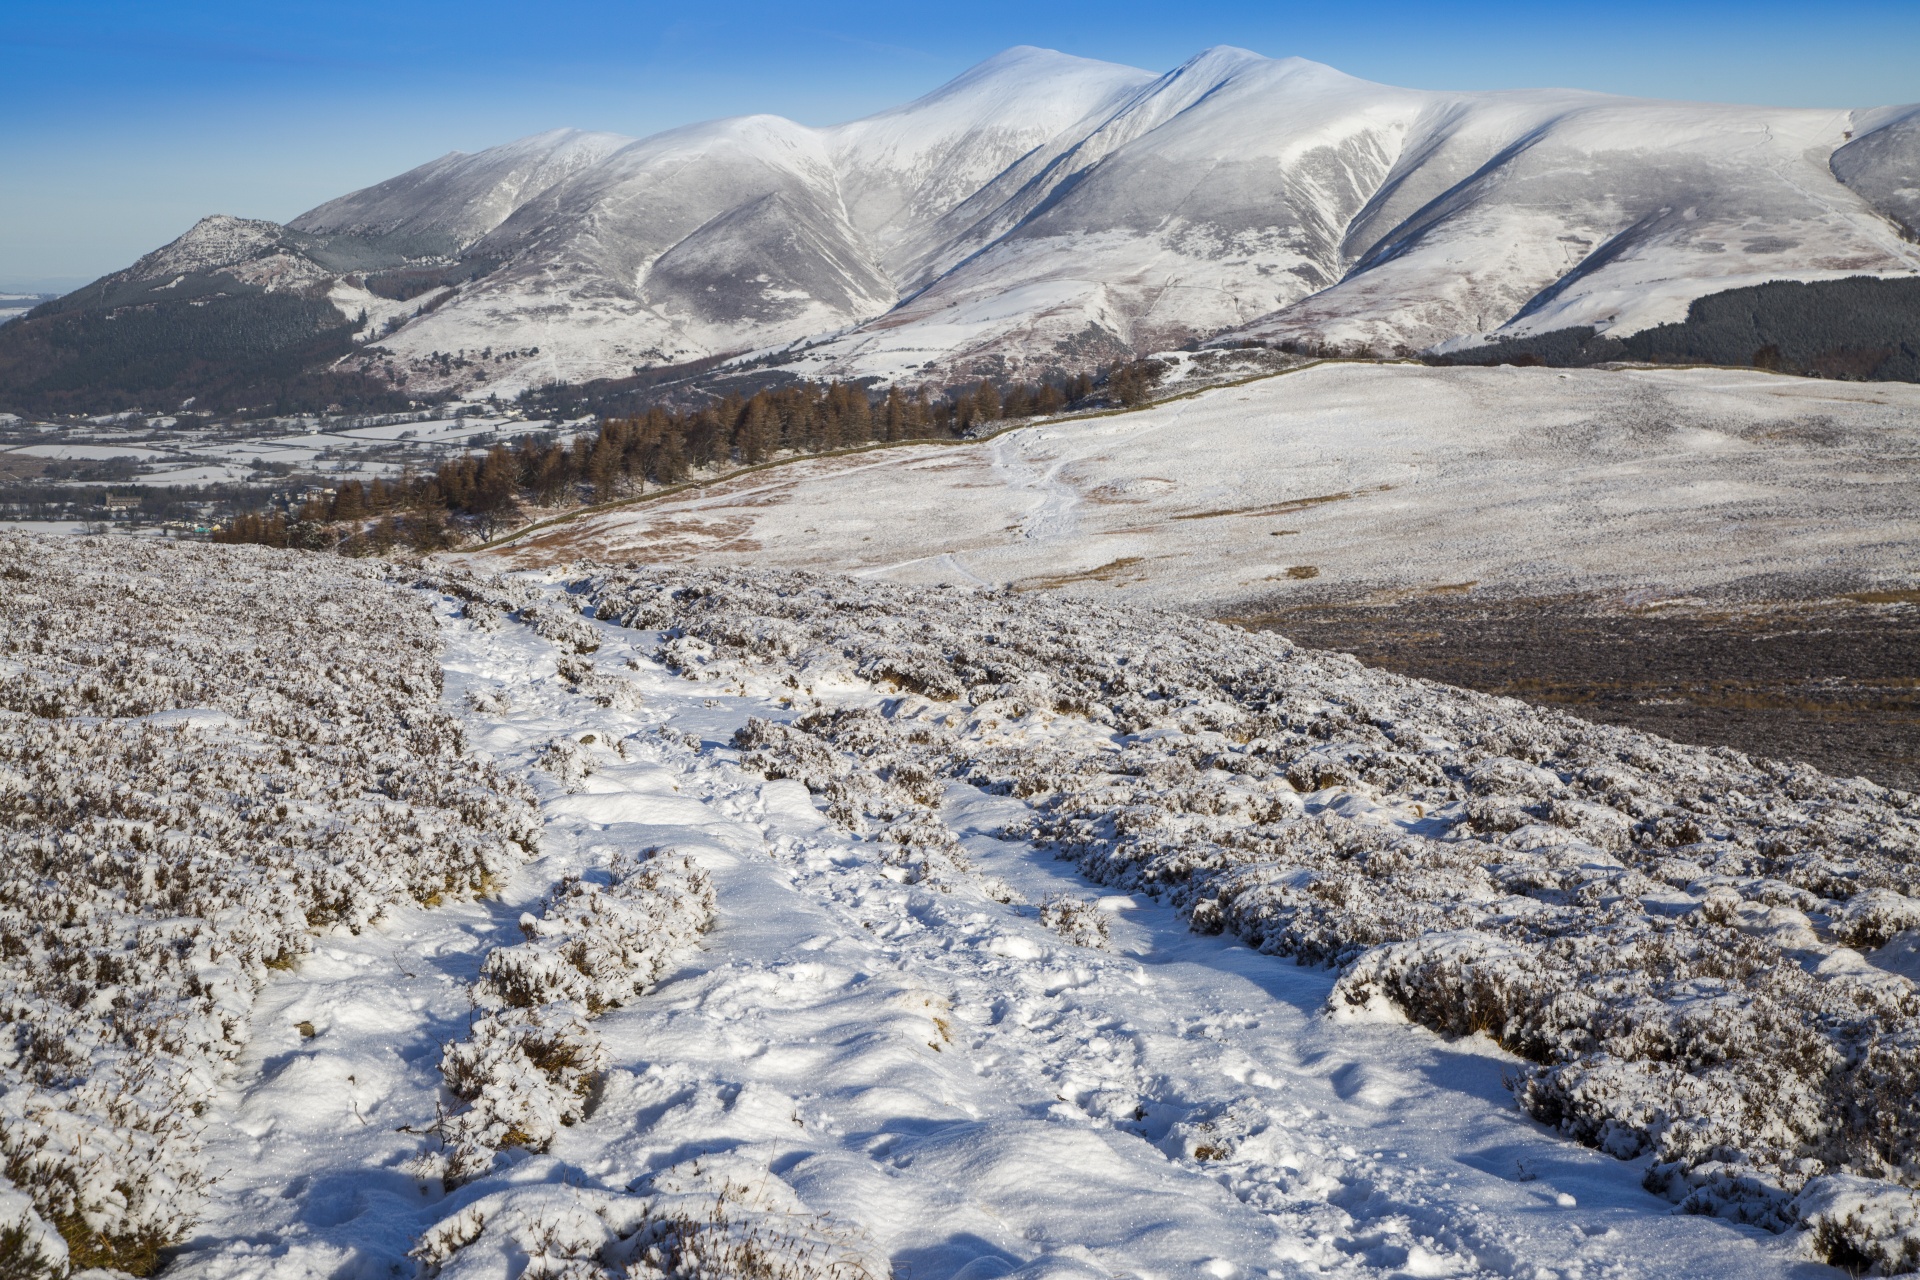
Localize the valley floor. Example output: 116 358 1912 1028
167 581 1841 1280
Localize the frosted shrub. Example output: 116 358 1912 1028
424 850 713 1185
735 713 974 889
0 533 537 1275
484 853 716 1014
0 1179 66 1277
434 1006 610 1185
558 655 645 711
418 569 604 656
412 1155 887 1280
426 570 643 716
1039 894 1111 949
578 564 1920 1269
1798 1177 1920 1275
537 737 597 791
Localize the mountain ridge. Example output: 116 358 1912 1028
5 44 1918 411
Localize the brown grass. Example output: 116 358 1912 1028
1167 483 1393 523
1019 556 1148 590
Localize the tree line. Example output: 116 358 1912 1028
213 363 1162 555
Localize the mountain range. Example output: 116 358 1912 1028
5 45 1919 411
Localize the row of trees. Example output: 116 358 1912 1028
213 363 1163 554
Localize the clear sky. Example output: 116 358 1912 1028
5 0 1918 293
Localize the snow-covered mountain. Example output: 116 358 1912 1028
786 48 1920 379
353 47 1152 390
21 46 1920 399
290 127 632 257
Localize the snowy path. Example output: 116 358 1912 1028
167 588 1839 1279
992 430 1084 545
987 398 1201 550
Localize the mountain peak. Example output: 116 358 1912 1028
1177 44 1270 72
126 215 291 281
851 45 1153 130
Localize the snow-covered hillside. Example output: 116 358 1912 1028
478 360 1920 612
8 537 1920 1277
163 559 1920 1278
0 534 537 1275
291 128 635 259
44 46 1920 398
360 47 1150 391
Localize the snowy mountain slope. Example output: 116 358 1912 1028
752 51 1920 384
160 568 1893 1279
1833 103 1920 241
68 213 402 302
357 50 1155 392
20 46 1920 408
1228 93 1920 353
781 51 1437 382
112 214 339 289
477 361 1920 612
290 127 634 258
823 46 1156 272
365 114 899 390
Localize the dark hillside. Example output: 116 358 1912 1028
0 288 410 416
1436 275 1920 381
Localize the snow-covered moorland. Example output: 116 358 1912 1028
0 535 537 1275
485 362 1920 611
9 534 1920 1278
582 565 1920 1272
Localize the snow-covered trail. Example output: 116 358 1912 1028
168 586 1838 1279
987 398 1202 551
991 430 1084 546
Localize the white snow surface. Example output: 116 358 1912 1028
292 128 635 255
162 576 1865 1280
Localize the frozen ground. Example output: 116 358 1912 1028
163 575 1858 1280
480 363 1920 611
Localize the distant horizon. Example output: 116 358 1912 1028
6 0 1919 290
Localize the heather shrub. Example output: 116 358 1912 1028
421 850 713 1186
412 1154 886 1280
1039 894 1111 949
577 563 1920 1269
0 533 537 1274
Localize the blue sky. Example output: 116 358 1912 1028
5 0 1918 292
